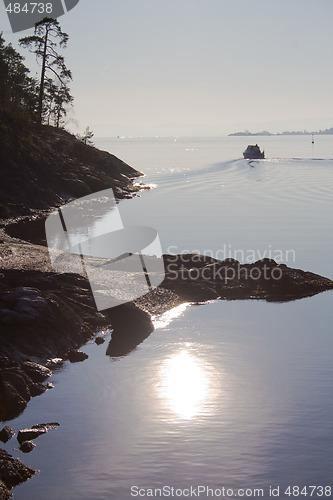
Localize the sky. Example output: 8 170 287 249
2 0 333 136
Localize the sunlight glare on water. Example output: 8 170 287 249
6 136 333 500
158 349 215 421
152 303 191 329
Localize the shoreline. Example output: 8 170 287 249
1 229 333 420
0 115 147 499
1 123 333 498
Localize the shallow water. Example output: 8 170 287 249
4 135 333 499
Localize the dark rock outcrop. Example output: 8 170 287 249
0 480 11 500
0 110 143 221
17 423 59 445
0 448 36 499
0 267 154 419
68 349 88 363
19 441 36 453
0 356 51 421
32 422 60 432
0 427 14 444
0 254 332 419
162 255 333 302
106 302 154 357
17 428 46 444
94 337 105 345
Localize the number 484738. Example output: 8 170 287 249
284 485 331 496
6 3 53 14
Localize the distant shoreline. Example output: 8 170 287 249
229 128 333 137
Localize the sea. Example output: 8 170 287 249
3 135 333 499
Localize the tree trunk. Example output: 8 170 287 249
38 29 49 125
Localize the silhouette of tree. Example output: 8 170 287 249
19 17 72 124
0 32 37 116
43 77 73 127
77 126 94 145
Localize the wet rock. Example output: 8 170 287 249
16 423 60 448
0 270 107 362
21 361 52 383
17 428 46 444
1 253 332 417
106 302 154 357
0 448 36 495
32 422 60 432
68 350 88 363
0 480 11 500
45 358 63 368
161 255 333 303
0 287 47 323
0 356 51 422
94 336 105 345
0 428 14 444
19 441 36 453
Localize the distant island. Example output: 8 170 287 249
229 127 333 136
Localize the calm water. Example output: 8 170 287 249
4 136 333 499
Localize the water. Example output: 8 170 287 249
3 136 333 499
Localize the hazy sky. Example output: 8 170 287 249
2 0 333 136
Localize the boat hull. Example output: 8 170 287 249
243 144 265 159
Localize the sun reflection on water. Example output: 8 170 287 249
158 349 214 421
152 303 191 330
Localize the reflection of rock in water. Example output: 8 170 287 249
1 250 333 415
106 302 153 357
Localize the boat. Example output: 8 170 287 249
243 144 265 159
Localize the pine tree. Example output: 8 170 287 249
19 17 72 124
78 126 94 145
0 32 38 116
43 77 73 127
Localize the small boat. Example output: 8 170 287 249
243 144 265 159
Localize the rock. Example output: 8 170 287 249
16 423 60 447
0 270 107 362
21 361 52 383
0 115 143 220
0 428 14 444
68 350 88 363
0 448 36 493
17 428 46 444
106 302 154 357
0 253 332 417
94 336 105 345
32 422 60 432
161 255 333 303
0 287 47 323
0 356 50 421
45 358 63 368
0 480 11 500
19 441 36 453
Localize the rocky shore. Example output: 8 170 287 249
0 110 143 221
0 113 148 499
1 114 333 498
1 239 332 421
